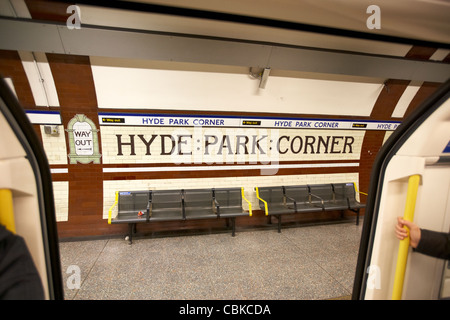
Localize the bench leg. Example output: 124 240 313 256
267 215 271 224
349 208 360 226
127 223 134 245
277 215 281 233
231 217 236 237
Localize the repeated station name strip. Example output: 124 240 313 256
24 111 400 131
98 113 400 131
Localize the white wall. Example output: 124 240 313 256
90 56 384 117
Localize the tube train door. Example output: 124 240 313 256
0 78 63 299
353 79 450 300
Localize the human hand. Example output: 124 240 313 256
395 217 421 248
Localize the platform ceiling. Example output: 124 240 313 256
1 0 449 60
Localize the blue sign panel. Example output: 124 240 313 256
443 140 450 153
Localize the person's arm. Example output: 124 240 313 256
415 229 450 260
395 217 450 260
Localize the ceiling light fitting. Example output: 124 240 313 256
250 67 271 89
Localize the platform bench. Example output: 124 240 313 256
213 187 253 236
108 187 252 243
256 183 365 232
107 191 151 240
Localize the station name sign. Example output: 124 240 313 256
99 113 400 131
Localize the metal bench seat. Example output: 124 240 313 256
149 209 184 221
213 188 252 236
184 188 218 220
214 188 250 217
110 191 151 224
256 186 296 233
112 211 148 224
307 184 357 211
108 187 252 243
109 183 364 242
256 183 365 232
149 190 184 222
256 186 297 215
333 182 365 225
284 185 323 213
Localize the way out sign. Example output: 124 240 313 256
67 114 102 164
73 121 93 155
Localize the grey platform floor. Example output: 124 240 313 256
59 221 363 300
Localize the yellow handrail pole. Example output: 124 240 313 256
255 187 268 216
108 191 119 225
353 182 368 196
392 174 421 300
0 189 16 233
241 187 252 217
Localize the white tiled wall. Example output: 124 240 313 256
40 125 68 164
41 126 69 222
53 181 69 221
383 131 393 145
103 173 359 219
